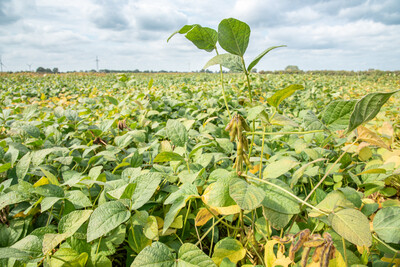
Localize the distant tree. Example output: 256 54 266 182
52 68 59 73
285 65 300 71
251 68 257 73
36 67 45 73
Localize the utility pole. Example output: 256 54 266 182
96 56 99 72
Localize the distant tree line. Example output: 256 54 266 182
36 67 59 73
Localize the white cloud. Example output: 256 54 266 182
0 0 399 71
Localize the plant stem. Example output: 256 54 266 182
215 47 231 119
241 56 253 103
373 234 400 254
245 130 325 136
182 199 192 238
342 236 348 267
204 204 241 230
243 175 328 216
259 126 266 179
195 215 227 246
303 139 358 204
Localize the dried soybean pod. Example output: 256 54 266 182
290 229 311 260
237 117 243 139
225 115 236 131
321 242 333 267
312 245 324 263
301 247 312 267
240 115 251 131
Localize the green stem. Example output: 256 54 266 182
241 56 253 103
259 126 266 179
373 234 400 254
303 139 358 204
215 47 231 119
342 236 348 267
245 130 325 136
204 204 241 230
182 199 192 238
195 215 227 246
243 175 328 216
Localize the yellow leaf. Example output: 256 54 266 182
328 250 346 267
195 208 218 226
274 249 292 267
264 240 279 267
357 126 391 151
378 121 394 139
249 164 260 174
201 183 241 215
381 256 400 265
203 116 218 128
33 176 49 187
40 93 46 100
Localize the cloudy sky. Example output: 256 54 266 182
0 0 399 72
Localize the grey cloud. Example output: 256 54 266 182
0 0 20 24
90 0 130 30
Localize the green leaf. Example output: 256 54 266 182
212 237 246 265
11 235 42 258
309 191 354 217
373 206 400 244
166 119 188 147
321 100 357 126
329 208 372 247
128 225 152 254
267 84 304 108
263 157 299 179
59 210 93 236
16 152 31 179
143 216 159 240
47 248 88 267
131 172 162 210
218 18 250 56
105 96 118 105
183 25 218 52
168 24 217 52
247 45 286 72
65 190 92 209
131 242 175 267
347 90 399 133
0 191 30 210
178 243 217 267
40 167 60 185
0 247 30 260
153 151 185 163
163 183 198 233
203 54 243 72
87 200 131 242
263 207 293 229
229 178 265 210
261 179 300 214
0 163 11 173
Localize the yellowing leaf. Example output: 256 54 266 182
328 250 346 267
33 177 49 187
195 208 218 226
249 164 260 174
357 126 391 151
212 237 246 265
